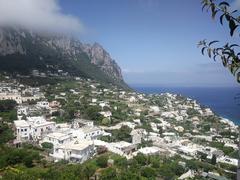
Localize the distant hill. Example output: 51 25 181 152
0 27 128 88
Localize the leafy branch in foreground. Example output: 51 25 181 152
198 40 240 82
201 0 240 36
199 0 240 83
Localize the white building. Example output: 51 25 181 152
110 141 136 155
217 156 238 166
14 116 56 143
99 111 112 119
43 132 72 146
0 92 22 104
50 140 94 163
37 101 50 109
149 106 160 114
81 126 104 140
130 129 146 144
14 120 30 142
136 146 166 156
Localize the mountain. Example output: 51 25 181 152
0 27 127 88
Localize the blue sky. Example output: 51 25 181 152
58 0 239 87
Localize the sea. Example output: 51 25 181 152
131 86 240 125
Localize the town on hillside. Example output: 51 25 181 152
0 74 238 179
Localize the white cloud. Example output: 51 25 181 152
0 0 84 35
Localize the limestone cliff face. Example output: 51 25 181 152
81 43 123 81
0 28 26 55
0 27 125 85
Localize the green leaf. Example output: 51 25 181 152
210 5 217 19
233 67 239 76
202 4 208 11
231 10 238 14
213 55 218 61
237 72 240 83
207 48 212 58
208 40 219 46
225 15 230 21
220 14 225 25
229 44 239 48
229 19 238 36
219 2 230 7
222 56 227 67
201 47 206 55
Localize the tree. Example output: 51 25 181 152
198 0 240 83
211 154 217 165
41 142 53 149
0 100 17 112
82 163 96 180
101 118 110 125
134 153 148 166
0 123 14 144
141 167 156 178
100 167 117 180
96 155 108 168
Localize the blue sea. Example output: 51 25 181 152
131 86 240 125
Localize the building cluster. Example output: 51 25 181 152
0 82 43 104
1 76 237 179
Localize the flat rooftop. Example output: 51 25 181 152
58 140 93 151
47 132 70 140
14 120 29 127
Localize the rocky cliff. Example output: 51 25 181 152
0 27 126 87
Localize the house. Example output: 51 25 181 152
99 111 112 119
92 98 97 103
149 106 160 115
49 101 61 108
43 132 72 146
0 92 22 104
178 170 195 180
14 116 56 142
73 119 94 128
37 101 50 109
81 126 104 140
130 129 146 144
136 146 167 156
110 141 136 155
27 116 56 140
14 120 30 143
50 140 94 163
17 106 28 116
178 145 198 157
217 156 238 166
129 96 137 103
204 108 214 116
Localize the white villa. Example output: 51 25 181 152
50 140 94 163
42 132 72 146
14 116 56 143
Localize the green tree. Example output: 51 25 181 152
211 154 217 165
141 167 156 178
96 155 108 168
41 142 53 149
0 100 17 112
100 167 117 180
134 153 148 166
82 163 96 180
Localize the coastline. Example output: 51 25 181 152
131 85 240 125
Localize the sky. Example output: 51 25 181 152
0 0 239 87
